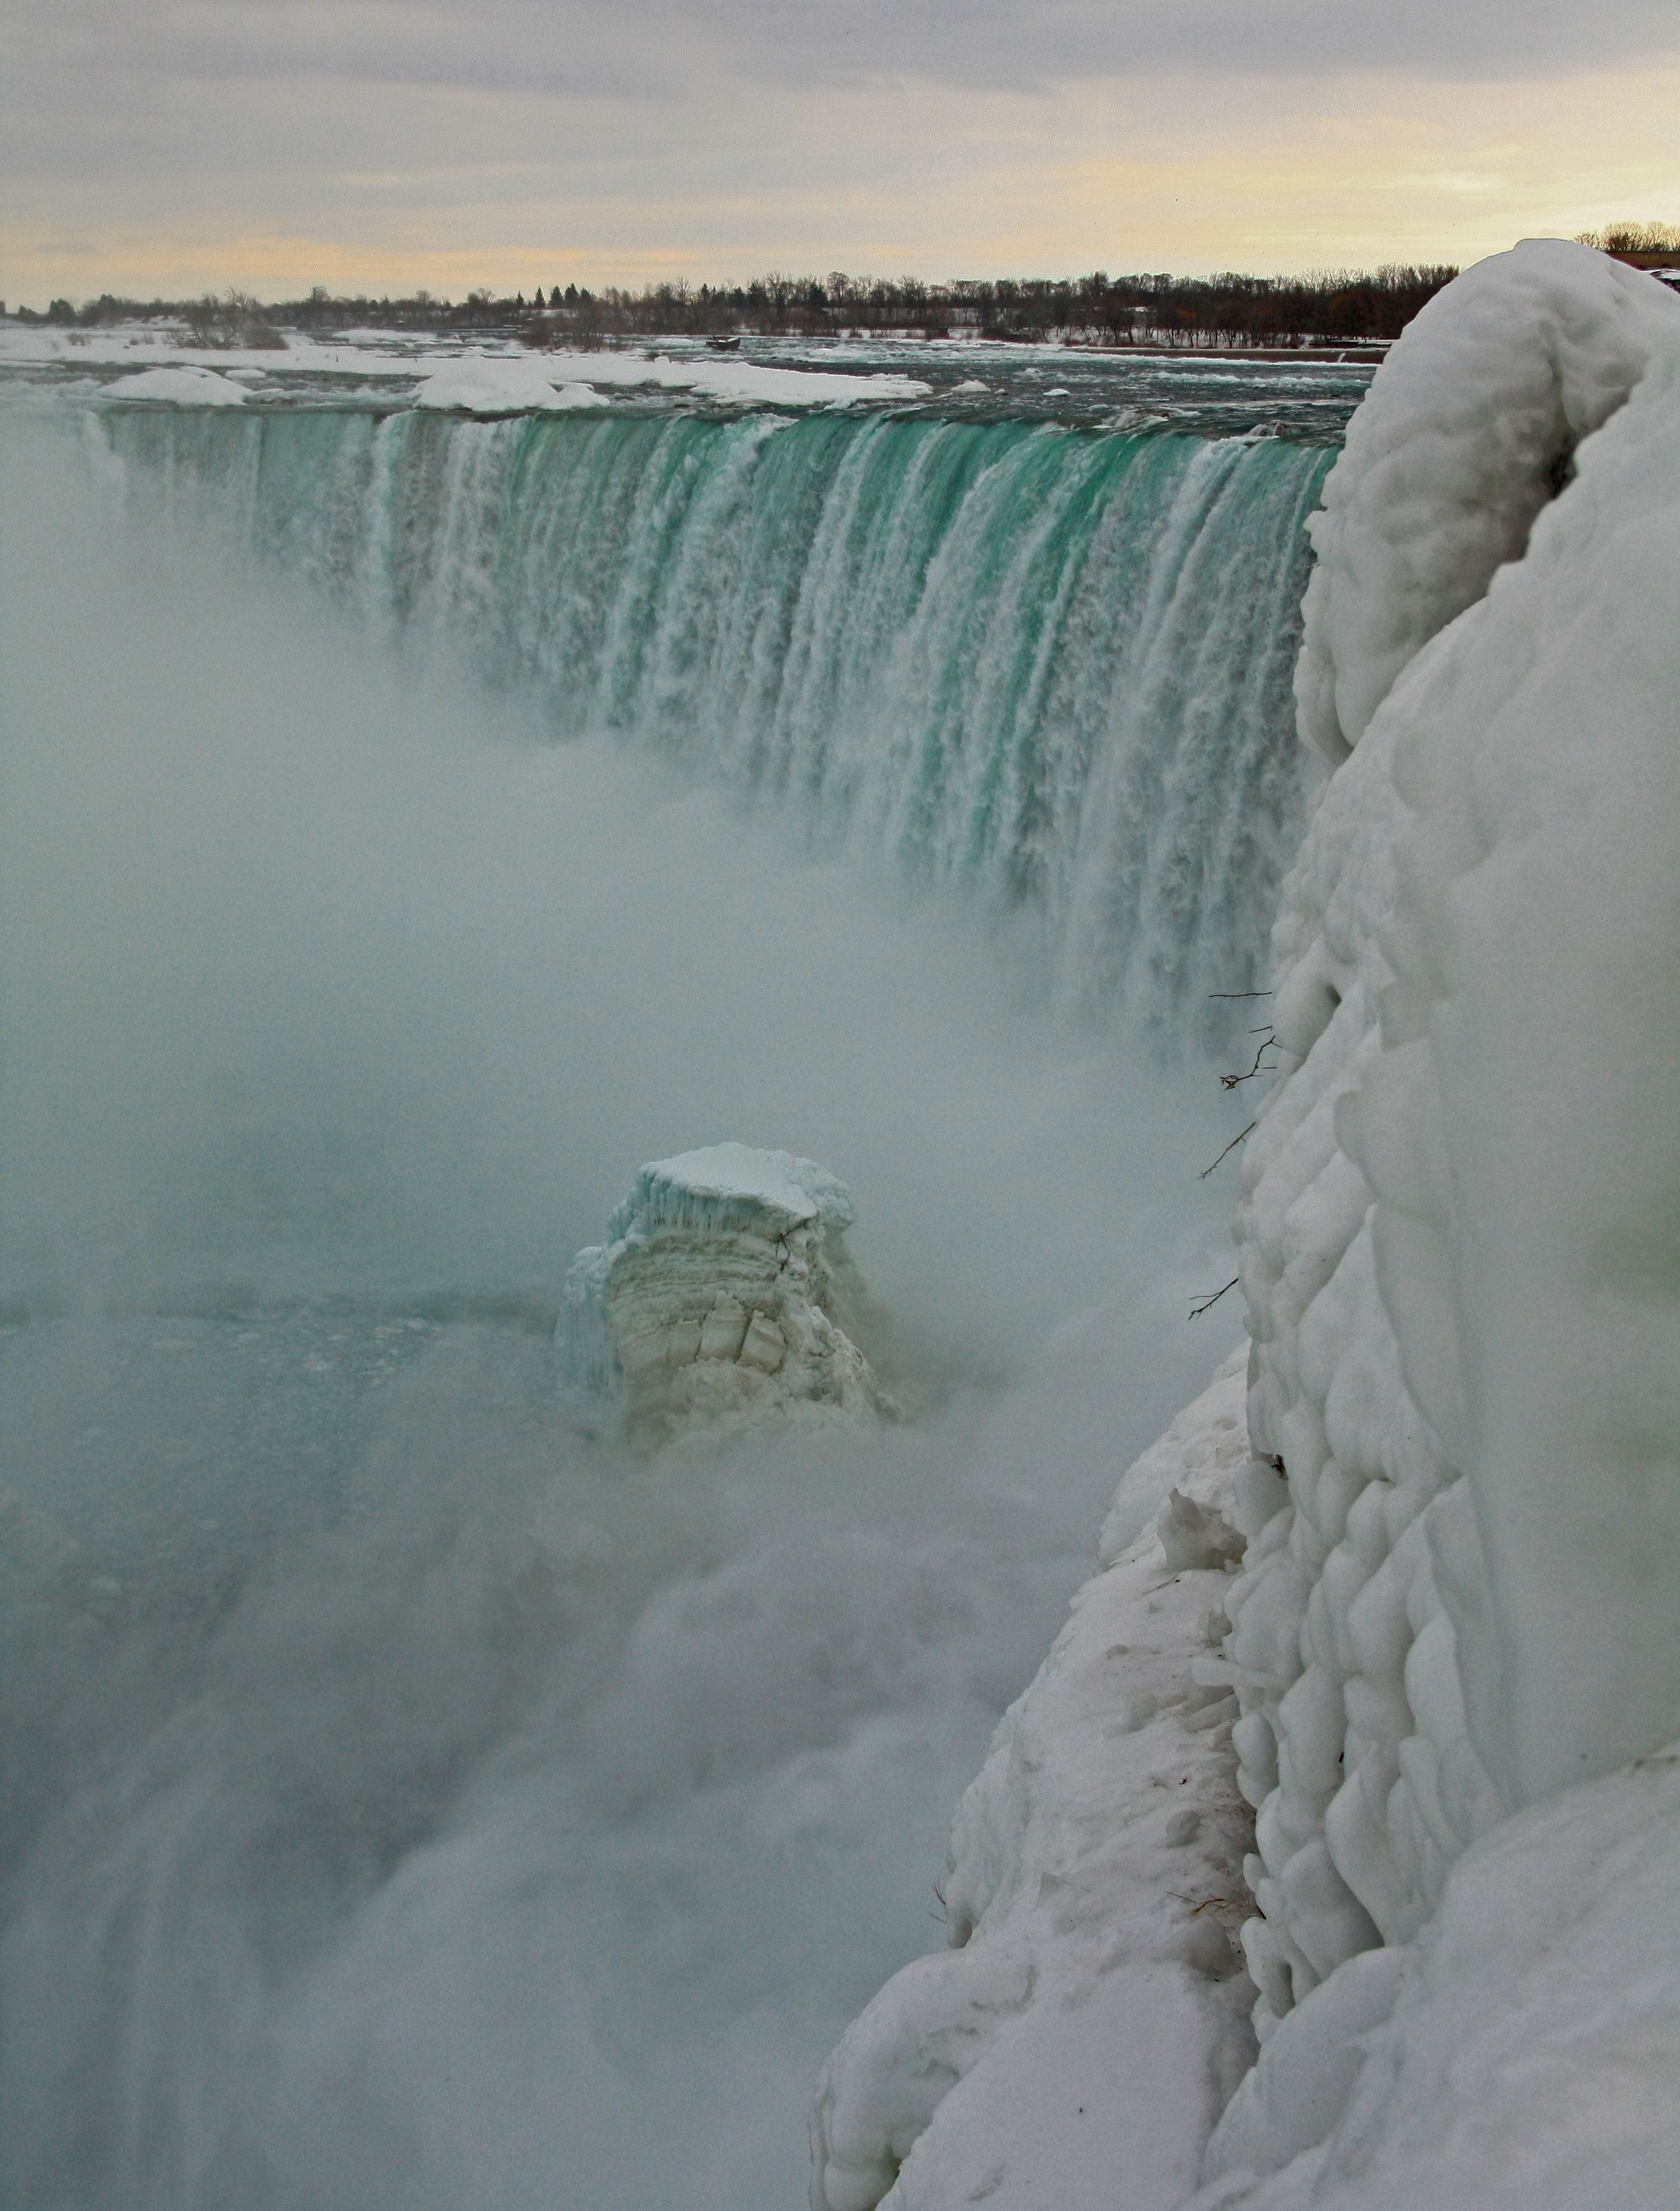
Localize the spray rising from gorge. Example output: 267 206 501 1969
0 373 1329 2211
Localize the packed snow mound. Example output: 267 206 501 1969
405 347 930 414
1191 1747 1680 2210
1294 238 1676 766
810 1350 1258 2211
1227 237 1680 2045
557 1144 892 1443
520 347 934 408
98 365 249 406
409 355 608 413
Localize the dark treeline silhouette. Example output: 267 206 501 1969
514 267 1457 346
15 267 1459 349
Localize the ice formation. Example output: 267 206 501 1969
816 240 1680 2209
1193 1749 1680 2210
1226 237 1680 2037
409 355 608 413
811 1351 1259 2211
97 365 250 405
558 1144 892 1442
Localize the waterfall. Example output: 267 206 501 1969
104 406 1331 1028
0 394 1322 2211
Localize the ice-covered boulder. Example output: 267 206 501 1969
557 1143 892 1442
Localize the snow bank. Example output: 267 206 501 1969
97 365 248 406
810 1350 1258 2211
1294 240 1669 766
558 1144 892 1442
1193 1746 1680 2210
522 347 932 408
0 324 930 411
1227 240 1680 2045
816 239 1680 2210
408 356 608 413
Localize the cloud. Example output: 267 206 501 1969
9 0 1680 105
2 0 1677 297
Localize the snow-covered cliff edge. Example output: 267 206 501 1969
812 1350 1259 2211
814 241 1680 2209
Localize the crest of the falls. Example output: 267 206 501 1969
103 405 1330 1034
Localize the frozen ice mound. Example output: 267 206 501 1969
97 365 250 406
809 1349 1260 2211
408 354 609 414
557 1143 894 1443
815 237 1680 2211
1226 238 1680 2045
1190 1745 1680 2210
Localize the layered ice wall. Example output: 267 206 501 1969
1226 237 1680 2032
559 1144 891 1442
815 240 1680 2210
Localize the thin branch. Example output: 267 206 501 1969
1198 1121 1256 1180
1208 990 1272 1000
1220 1030 1276 1090
1189 1277 1239 1320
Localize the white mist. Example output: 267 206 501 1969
0 408 1246 2210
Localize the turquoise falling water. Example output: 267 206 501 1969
104 405 1333 1031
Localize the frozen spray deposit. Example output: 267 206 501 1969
559 1145 894 1441
816 240 1680 2211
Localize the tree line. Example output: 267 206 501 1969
16 266 1461 349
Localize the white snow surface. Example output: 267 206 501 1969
408 356 607 412
1191 1747 1680 2210
1293 240 1673 766
558 1145 889 1443
95 365 250 406
811 1349 1258 2211
817 240 1680 2211
1228 240 1680 2050
0 325 931 410
621 1142 857 1235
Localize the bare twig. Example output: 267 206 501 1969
1198 1121 1256 1180
1189 1277 1239 1320
1220 1030 1276 1090
1208 990 1272 1000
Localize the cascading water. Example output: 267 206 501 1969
0 378 1332 2211
106 406 1330 1026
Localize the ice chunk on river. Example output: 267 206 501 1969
558 1143 893 1442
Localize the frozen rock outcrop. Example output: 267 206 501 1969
810 1350 1259 2211
558 1143 892 1442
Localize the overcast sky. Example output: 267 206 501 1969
4 0 1678 303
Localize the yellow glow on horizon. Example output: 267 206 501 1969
3 63 1676 304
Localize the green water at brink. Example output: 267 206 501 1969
107 406 1333 1030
